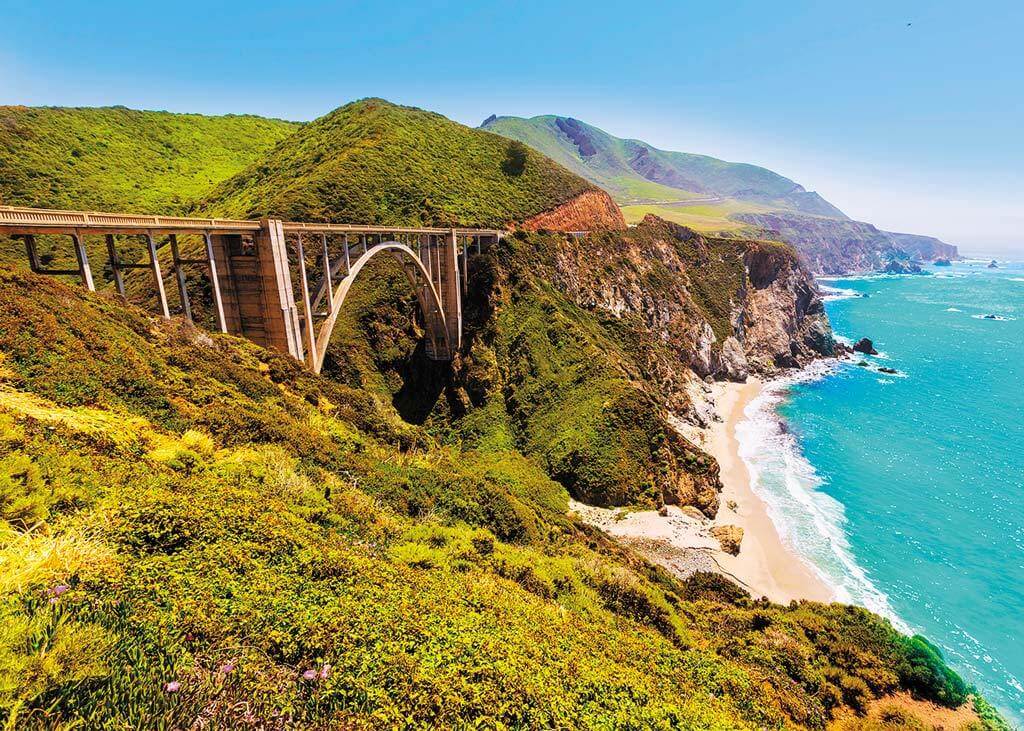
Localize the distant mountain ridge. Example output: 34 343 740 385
480 114 847 218
733 211 961 275
481 113 960 272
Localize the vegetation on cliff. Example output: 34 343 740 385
0 266 986 729
0 97 1000 728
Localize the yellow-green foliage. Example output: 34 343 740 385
0 105 298 213
0 268 990 729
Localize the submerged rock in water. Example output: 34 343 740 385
988 260 999 268
853 337 879 355
881 259 923 274
878 366 898 374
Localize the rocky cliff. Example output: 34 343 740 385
733 211 959 274
519 189 626 231
535 216 833 397
437 216 833 517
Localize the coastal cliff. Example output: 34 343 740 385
532 215 833 397
433 216 834 521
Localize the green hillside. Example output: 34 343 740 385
0 105 299 213
0 255 986 729
481 114 846 218
195 99 598 227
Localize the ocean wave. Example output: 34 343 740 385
736 366 910 632
1009 278 1024 282
946 307 963 312
971 314 1016 321
819 284 860 301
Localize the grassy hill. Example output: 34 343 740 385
0 105 299 213
195 99 600 228
0 262 994 729
480 114 846 218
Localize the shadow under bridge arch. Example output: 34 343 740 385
308 240 451 374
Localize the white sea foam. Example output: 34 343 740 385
971 314 1016 321
736 364 910 632
1009 278 1024 283
819 283 860 301
946 307 963 312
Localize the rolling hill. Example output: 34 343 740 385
195 99 623 230
0 105 300 213
480 114 846 217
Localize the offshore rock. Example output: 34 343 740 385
852 338 878 355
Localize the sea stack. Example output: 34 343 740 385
853 338 879 355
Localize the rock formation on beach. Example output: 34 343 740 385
711 525 744 555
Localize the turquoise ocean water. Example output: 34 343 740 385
736 259 1024 724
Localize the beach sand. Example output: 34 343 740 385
570 377 833 604
706 379 833 603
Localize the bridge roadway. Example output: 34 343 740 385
0 206 504 372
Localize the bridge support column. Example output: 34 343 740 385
438 229 462 355
252 218 304 362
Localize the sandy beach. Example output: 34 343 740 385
571 377 833 604
706 379 833 603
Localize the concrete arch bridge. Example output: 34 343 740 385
0 206 503 372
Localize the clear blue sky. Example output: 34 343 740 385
2 1 1021 254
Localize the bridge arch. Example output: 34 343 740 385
309 241 449 373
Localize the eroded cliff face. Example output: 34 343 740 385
450 216 833 515
518 189 626 231
540 216 833 405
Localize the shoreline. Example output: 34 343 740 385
704 378 833 603
571 376 834 605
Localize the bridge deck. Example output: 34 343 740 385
0 206 504 238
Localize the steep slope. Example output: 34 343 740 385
733 212 961 274
0 105 299 212
438 218 833 515
196 99 624 230
0 265 990 729
481 114 846 217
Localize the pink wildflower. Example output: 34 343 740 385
302 669 318 681
318 664 331 680
219 660 236 674
164 681 181 692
